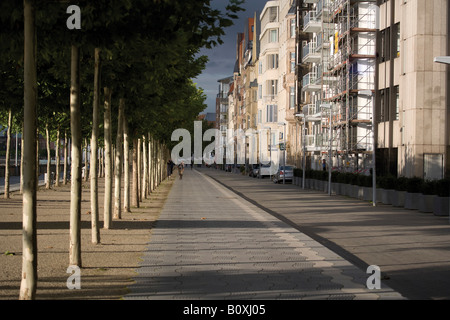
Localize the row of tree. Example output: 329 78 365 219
0 0 244 299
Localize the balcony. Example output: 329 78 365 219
304 0 318 3
315 0 330 18
302 72 321 92
302 41 321 64
303 11 321 33
303 104 322 122
304 134 324 152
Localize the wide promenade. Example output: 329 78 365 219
125 168 404 300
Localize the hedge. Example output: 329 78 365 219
293 168 450 197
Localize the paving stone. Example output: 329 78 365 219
125 169 405 300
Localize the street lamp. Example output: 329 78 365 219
278 122 287 184
262 126 272 180
321 104 333 196
295 113 306 189
361 89 376 207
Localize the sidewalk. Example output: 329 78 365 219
125 169 404 300
199 167 450 300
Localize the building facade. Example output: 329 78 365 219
216 0 449 179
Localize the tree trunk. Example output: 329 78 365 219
63 130 68 185
113 98 124 219
103 87 113 229
141 135 147 200
4 109 12 199
20 122 24 194
83 137 88 182
132 138 139 207
90 47 101 244
55 127 60 187
147 133 152 196
20 0 38 300
45 122 51 189
137 138 141 203
69 44 82 267
123 114 130 212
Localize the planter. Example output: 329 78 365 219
331 183 338 195
418 194 436 213
404 192 421 210
363 187 373 201
316 180 324 191
433 197 449 216
381 189 395 205
348 185 359 198
357 186 364 200
323 181 329 193
392 190 406 207
305 178 311 189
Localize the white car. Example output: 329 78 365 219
258 162 277 179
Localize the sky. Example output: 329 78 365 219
194 0 265 115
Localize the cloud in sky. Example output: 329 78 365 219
194 0 264 114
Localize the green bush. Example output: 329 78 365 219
421 180 437 195
394 177 408 191
377 175 396 189
435 179 450 197
405 177 422 193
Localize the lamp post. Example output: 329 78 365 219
321 104 333 196
295 113 306 189
361 90 376 207
278 122 287 184
262 126 272 180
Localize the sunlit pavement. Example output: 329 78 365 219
125 168 404 300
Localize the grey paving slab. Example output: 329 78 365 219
125 169 405 300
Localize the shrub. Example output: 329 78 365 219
395 177 408 191
405 177 423 193
421 180 437 195
377 175 396 189
435 179 450 197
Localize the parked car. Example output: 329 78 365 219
249 164 260 178
273 165 294 183
258 162 276 179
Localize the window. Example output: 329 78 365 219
266 104 278 123
289 87 296 109
269 7 277 22
267 54 279 69
258 109 262 124
267 79 278 97
290 52 296 73
394 85 399 120
380 27 391 61
258 84 262 99
290 19 296 38
395 23 400 58
269 29 278 43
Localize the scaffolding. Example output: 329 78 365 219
301 0 377 171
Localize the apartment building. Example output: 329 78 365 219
218 0 449 178
376 0 449 180
295 0 449 179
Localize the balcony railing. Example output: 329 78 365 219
302 41 321 63
303 11 321 33
302 72 321 92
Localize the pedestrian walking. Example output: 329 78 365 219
178 162 185 180
167 159 175 179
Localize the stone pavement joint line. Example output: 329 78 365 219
125 169 405 300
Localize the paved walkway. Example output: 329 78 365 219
125 169 404 300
